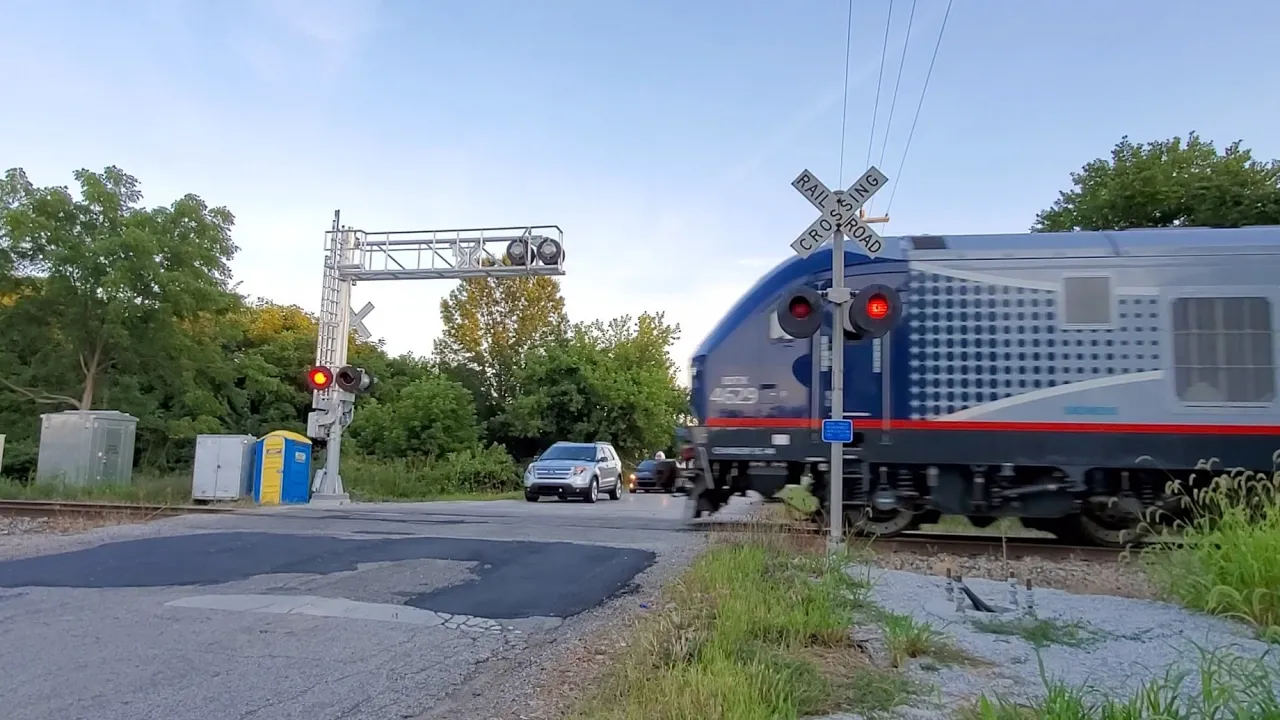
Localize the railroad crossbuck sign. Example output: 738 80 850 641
790 166 889 259
350 301 374 342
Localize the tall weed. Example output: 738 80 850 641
1142 453 1280 641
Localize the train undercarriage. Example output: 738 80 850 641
683 455 1203 548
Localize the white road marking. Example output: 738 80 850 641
165 593 505 632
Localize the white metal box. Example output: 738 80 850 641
35 410 139 486
192 434 256 501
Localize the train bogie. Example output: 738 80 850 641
687 226 1280 546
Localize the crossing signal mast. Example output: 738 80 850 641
307 212 566 504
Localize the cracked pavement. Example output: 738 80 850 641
0 492 761 720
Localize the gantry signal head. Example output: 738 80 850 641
775 285 824 339
505 239 530 266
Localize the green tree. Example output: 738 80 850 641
1033 133 1280 232
436 273 569 413
347 372 480 458
0 166 239 410
499 312 686 461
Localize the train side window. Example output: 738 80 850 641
1060 275 1114 328
1172 296 1275 404
767 310 791 342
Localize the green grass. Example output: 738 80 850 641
877 611 973 667
0 470 192 504
965 645 1280 719
571 537 920 720
970 616 1103 650
1139 457 1280 643
0 450 525 506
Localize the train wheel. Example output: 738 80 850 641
846 506 916 537
1074 504 1148 548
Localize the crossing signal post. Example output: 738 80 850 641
308 211 566 505
785 164 891 553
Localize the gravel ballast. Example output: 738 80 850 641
833 565 1279 718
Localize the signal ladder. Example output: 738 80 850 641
312 213 346 416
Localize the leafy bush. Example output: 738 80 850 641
1142 454 1280 641
342 444 521 500
347 372 481 458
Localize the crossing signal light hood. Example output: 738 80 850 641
846 284 901 340
306 366 334 391
335 365 375 394
775 285 823 339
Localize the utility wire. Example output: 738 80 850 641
875 0 917 172
838 0 855 186
885 0 953 217
865 0 895 172
872 0 917 215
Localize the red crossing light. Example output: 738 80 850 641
865 294 890 321
776 285 823 339
306 366 334 391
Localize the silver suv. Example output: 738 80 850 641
523 441 624 503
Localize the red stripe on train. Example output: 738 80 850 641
703 417 1280 435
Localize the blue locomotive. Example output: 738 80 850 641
685 225 1280 546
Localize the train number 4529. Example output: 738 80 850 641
710 387 759 405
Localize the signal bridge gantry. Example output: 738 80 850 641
306 211 566 505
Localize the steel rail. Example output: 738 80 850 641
701 520 1148 561
0 499 239 519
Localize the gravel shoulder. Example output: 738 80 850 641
873 548 1158 599
827 564 1279 719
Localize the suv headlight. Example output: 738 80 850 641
572 466 589 476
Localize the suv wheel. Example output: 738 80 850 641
606 478 621 501
584 477 598 504
524 491 538 502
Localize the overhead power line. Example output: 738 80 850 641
876 0 917 175
865 0 895 172
838 0 855 185
885 0 954 217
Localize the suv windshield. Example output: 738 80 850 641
539 444 598 461
636 460 656 471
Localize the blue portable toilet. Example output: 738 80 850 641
252 430 313 505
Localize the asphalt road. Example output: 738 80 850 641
0 490 761 720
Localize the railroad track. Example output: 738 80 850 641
0 499 1143 561
701 519 1147 561
0 499 238 520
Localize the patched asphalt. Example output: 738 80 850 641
0 531 655 619
0 493 763 720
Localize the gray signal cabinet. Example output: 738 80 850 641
35 410 139 486
192 434 256 501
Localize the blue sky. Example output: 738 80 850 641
3 0 1278 379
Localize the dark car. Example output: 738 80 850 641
629 458 678 493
